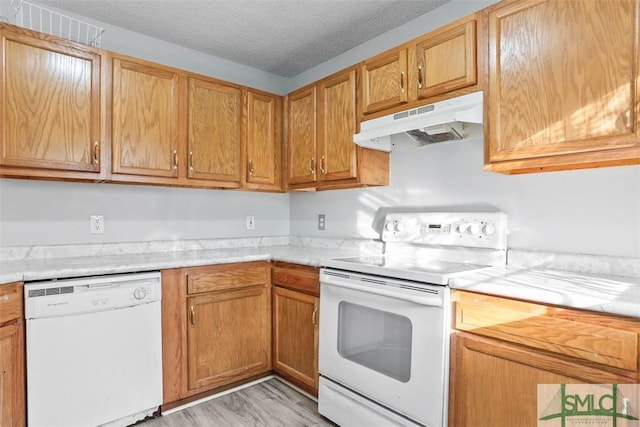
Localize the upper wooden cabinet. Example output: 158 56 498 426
287 67 389 190
317 68 358 182
187 77 242 187
0 24 106 180
244 89 282 190
287 86 317 185
111 55 180 179
361 13 481 119
485 0 640 173
414 19 477 100
361 48 409 115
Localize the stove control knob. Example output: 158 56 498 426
385 222 395 231
482 223 496 235
394 222 405 233
468 223 481 235
457 223 469 234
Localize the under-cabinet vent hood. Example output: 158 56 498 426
354 91 483 152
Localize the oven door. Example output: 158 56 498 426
319 268 450 427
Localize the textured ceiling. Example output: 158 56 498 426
36 0 450 77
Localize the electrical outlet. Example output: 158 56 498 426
246 216 255 230
90 215 104 234
318 214 326 231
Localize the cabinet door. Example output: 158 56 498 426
1 28 102 174
449 333 636 427
112 57 180 177
317 68 357 182
415 19 477 100
361 48 408 115
0 322 25 427
187 77 241 184
487 0 638 165
287 86 316 185
187 286 271 391
273 287 319 395
245 89 281 189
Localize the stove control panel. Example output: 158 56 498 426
382 212 507 249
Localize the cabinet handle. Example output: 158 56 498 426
312 307 318 326
417 65 423 89
173 150 178 170
190 306 195 328
399 71 405 92
248 158 254 176
189 151 194 171
309 157 316 174
320 156 326 174
92 141 100 165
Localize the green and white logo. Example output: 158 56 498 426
538 384 639 427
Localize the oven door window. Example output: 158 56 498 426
337 301 412 382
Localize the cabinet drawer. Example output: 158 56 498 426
186 263 269 294
272 263 319 296
453 291 639 372
0 282 23 325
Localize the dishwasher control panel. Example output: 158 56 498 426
25 271 161 318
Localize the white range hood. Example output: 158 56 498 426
354 91 484 152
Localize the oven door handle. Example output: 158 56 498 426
321 276 444 307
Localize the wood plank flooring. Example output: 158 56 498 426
142 379 335 427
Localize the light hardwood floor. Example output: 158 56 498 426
143 379 335 427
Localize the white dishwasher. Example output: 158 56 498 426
25 271 163 427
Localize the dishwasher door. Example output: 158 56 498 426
25 272 163 427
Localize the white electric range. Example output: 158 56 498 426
318 211 507 427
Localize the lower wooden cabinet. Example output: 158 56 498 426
161 262 272 406
272 262 320 396
0 282 25 427
449 290 640 427
187 285 271 391
272 287 319 395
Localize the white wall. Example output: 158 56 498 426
0 179 290 246
289 131 640 258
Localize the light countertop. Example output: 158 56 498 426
449 266 640 318
2 238 638 318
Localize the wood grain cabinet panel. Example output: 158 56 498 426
162 262 272 406
0 24 103 178
361 48 409 115
0 282 25 427
187 77 242 185
273 286 319 396
187 285 271 391
287 86 317 185
360 13 481 121
449 290 640 427
287 66 389 190
111 56 180 178
415 19 477 100
317 68 357 182
485 0 640 173
244 89 282 190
